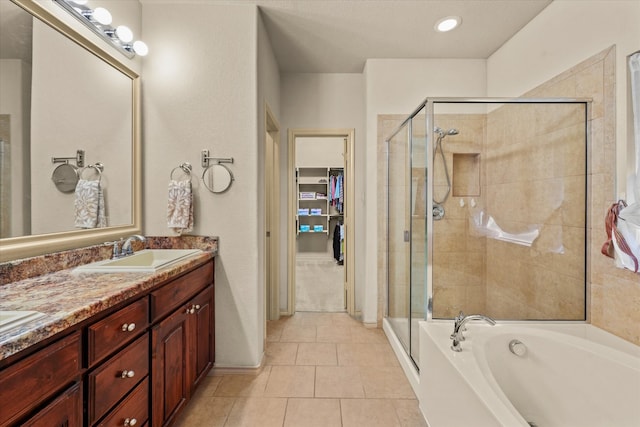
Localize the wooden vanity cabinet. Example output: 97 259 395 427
0 332 82 427
151 262 214 427
21 382 83 427
0 257 214 427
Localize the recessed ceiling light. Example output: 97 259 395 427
434 16 461 32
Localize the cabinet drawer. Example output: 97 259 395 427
88 334 149 424
97 377 148 427
151 262 213 322
0 332 81 426
88 297 149 366
22 382 82 427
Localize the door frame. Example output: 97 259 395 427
265 103 280 322
287 128 356 316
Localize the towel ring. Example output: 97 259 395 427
202 163 234 193
79 163 103 182
170 162 193 181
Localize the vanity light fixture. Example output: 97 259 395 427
53 0 148 58
86 6 112 25
115 25 134 43
131 41 149 57
434 16 462 32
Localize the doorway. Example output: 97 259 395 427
265 104 280 322
287 129 355 316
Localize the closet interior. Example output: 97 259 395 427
294 136 346 312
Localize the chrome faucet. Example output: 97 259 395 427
450 314 496 352
112 235 146 258
121 235 146 256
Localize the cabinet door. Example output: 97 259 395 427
189 285 214 391
21 382 82 427
0 332 81 426
151 306 189 427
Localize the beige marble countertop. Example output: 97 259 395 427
0 248 215 362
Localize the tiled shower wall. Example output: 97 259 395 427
483 102 587 319
430 114 487 318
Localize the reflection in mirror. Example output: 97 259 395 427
203 164 234 194
0 0 140 261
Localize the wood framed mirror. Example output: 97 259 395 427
0 0 141 261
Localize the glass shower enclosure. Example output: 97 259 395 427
385 98 590 369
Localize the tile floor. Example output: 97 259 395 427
174 312 427 427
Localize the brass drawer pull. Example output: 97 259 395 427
124 418 137 426
121 323 136 332
120 369 135 378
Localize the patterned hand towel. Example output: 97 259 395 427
167 179 194 234
74 179 107 229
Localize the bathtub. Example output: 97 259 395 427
419 321 640 427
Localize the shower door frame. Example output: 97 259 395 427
385 97 591 368
423 97 591 322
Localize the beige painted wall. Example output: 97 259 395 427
142 2 265 368
257 9 281 327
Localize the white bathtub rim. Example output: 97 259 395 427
420 321 640 427
473 325 640 427
420 321 529 426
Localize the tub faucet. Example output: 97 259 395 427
120 234 147 257
450 314 496 352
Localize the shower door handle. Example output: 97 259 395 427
404 230 410 242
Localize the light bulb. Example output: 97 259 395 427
133 41 148 56
115 25 133 43
434 16 461 32
92 7 112 25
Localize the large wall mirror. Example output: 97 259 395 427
0 0 141 261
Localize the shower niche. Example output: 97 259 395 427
452 153 480 197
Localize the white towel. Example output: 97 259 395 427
167 179 193 234
74 179 107 228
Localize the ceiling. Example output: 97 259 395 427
2 0 554 72
256 0 553 73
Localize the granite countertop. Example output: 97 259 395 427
0 236 217 362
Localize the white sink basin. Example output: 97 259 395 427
74 249 203 273
0 311 46 334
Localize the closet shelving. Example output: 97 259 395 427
296 167 329 235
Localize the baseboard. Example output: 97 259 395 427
210 352 265 376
